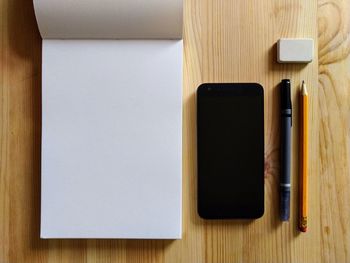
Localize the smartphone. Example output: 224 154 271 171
197 83 264 219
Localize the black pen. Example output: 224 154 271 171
280 79 292 221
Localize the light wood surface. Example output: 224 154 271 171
0 0 349 262
318 0 350 262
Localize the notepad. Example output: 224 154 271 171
34 0 183 239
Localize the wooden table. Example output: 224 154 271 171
1 0 349 262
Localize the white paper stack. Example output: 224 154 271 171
34 0 183 239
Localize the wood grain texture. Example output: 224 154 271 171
318 0 350 262
0 0 347 262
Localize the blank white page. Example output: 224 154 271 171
41 40 182 238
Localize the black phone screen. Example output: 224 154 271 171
197 83 264 219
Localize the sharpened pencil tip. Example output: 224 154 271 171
301 81 308 96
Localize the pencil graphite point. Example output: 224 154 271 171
301 81 308 96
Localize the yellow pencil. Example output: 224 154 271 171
299 81 308 232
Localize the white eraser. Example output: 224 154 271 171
277 38 314 63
